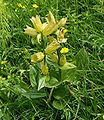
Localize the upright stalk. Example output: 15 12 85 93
57 48 61 81
41 33 46 64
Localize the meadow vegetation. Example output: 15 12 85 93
0 0 104 120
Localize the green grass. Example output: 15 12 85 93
0 0 104 120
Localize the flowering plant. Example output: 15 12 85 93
24 11 76 103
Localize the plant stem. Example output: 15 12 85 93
48 87 54 102
41 33 46 64
57 49 61 81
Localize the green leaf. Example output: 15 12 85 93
52 100 65 110
22 91 46 99
38 76 46 91
53 85 69 100
22 90 46 99
59 62 76 70
16 86 46 99
29 65 37 87
60 62 76 82
0 109 3 119
75 48 89 70
45 76 60 88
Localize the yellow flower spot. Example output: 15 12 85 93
32 4 39 8
21 5 26 9
103 115 104 119
17 3 22 8
64 29 68 33
1 61 7 64
17 3 26 8
60 47 69 54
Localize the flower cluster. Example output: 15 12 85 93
24 11 68 75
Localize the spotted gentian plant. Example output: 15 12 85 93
24 11 76 103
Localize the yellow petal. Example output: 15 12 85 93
40 61 48 75
42 22 56 36
32 4 39 8
64 29 68 33
30 15 42 32
42 23 48 30
24 26 37 37
103 115 104 119
47 11 56 24
60 47 69 54
31 52 44 63
1 61 7 64
57 18 67 27
17 3 22 8
43 18 67 36
21 5 26 9
45 41 60 54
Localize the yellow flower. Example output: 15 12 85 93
17 3 26 8
45 41 60 54
21 5 26 9
31 52 44 63
17 3 22 8
1 61 7 64
40 61 48 75
30 15 43 32
24 26 37 36
32 4 39 8
60 47 69 54
103 115 104 119
43 11 67 36
24 11 67 37
64 29 68 33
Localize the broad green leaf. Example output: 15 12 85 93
75 48 89 70
53 85 69 100
45 76 60 88
59 62 76 70
16 85 46 99
22 92 46 99
52 100 65 110
60 62 76 82
20 81 29 91
38 76 46 91
22 91 46 99
29 65 37 87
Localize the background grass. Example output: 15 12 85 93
0 0 104 120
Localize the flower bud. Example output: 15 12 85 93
24 26 37 37
45 41 60 54
40 61 48 75
50 53 58 63
60 55 66 66
31 52 44 63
